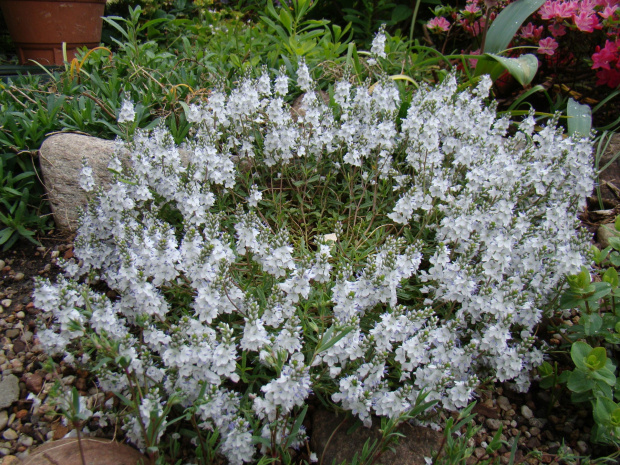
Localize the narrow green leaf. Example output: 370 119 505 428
316 326 354 354
483 0 546 53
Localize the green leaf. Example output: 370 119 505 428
604 267 620 288
284 405 308 448
567 98 592 137
571 341 594 370
586 347 607 371
594 397 620 425
583 314 603 337
571 266 592 290
567 369 592 393
483 0 546 53
316 326 355 354
592 368 616 387
391 4 412 22
480 53 539 86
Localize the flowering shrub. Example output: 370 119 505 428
34 59 593 463
427 0 620 87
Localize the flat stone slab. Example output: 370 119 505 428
0 374 20 409
22 438 147 465
310 407 443 465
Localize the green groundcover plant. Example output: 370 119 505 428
34 34 595 463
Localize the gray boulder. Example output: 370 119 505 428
39 134 117 233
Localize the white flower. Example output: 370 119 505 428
79 159 95 192
247 184 262 208
297 59 313 92
118 98 136 123
368 25 387 65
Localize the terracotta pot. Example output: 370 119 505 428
0 0 107 65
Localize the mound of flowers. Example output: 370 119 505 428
34 62 593 464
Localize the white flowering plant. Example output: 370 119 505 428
34 50 594 463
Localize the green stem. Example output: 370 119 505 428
409 0 422 45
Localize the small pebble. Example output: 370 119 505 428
529 418 545 429
530 426 541 436
0 260 5 270
18 435 33 447
521 405 534 419
12 273 24 282
5 329 19 339
36 247 46 253
474 447 486 459
497 396 511 411
485 418 502 430
1 300 11 309
2 429 18 441
0 411 8 430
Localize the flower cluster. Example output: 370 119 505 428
427 0 620 87
34 62 593 464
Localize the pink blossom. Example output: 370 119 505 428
578 0 597 15
427 17 451 33
594 0 617 7
464 49 481 68
538 37 559 55
592 39 620 70
462 17 488 36
539 0 579 20
599 5 618 19
549 22 567 36
463 3 481 15
596 68 620 87
573 11 601 32
520 22 544 39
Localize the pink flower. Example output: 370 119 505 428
427 17 451 33
594 0 617 7
520 22 544 39
462 16 488 36
549 22 567 36
463 3 481 15
573 11 601 32
578 0 597 15
539 0 579 20
463 49 480 69
538 37 559 55
596 68 620 87
599 5 618 19
592 39 620 70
